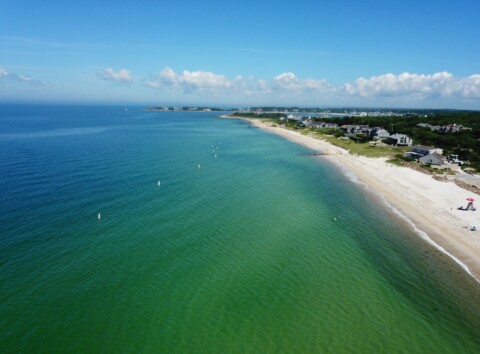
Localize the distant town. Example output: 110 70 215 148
145 106 475 117
145 106 223 112
232 107 431 118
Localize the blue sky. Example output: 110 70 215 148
1 0 480 108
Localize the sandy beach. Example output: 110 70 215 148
224 116 480 282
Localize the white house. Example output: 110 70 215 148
370 128 390 141
389 133 412 146
419 153 446 165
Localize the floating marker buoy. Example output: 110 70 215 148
98 213 101 220
198 164 201 168
157 180 161 187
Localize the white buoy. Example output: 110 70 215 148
157 180 161 187
98 213 101 220
198 164 201 169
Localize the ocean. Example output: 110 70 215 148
1 105 479 353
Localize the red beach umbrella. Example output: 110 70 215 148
466 198 475 202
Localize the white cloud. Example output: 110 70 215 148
272 72 334 93
147 67 335 98
0 67 46 85
100 68 133 83
145 67 480 106
343 72 480 99
148 67 233 92
257 79 270 94
17 75 32 82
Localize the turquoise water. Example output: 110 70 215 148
1 105 479 353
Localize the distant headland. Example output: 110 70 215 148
145 106 226 112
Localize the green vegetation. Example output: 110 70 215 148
386 154 417 167
233 110 480 171
323 137 408 158
319 111 480 167
285 124 407 158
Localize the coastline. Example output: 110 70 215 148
222 115 480 282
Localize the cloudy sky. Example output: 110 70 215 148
1 0 480 109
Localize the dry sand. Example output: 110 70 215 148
229 116 480 281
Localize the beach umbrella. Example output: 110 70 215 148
466 198 475 202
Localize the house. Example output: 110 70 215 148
388 133 412 146
419 153 446 165
370 128 390 141
324 123 338 129
441 124 464 133
340 125 369 135
411 145 443 156
309 122 339 129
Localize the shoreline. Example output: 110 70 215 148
221 115 480 283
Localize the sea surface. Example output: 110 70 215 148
1 105 479 353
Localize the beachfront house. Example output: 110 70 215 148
411 145 444 156
388 133 412 146
419 153 446 165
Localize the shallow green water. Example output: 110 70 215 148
0 106 479 353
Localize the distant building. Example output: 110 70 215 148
419 153 446 165
416 123 431 128
323 123 339 129
340 125 369 135
389 133 412 146
441 124 464 133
